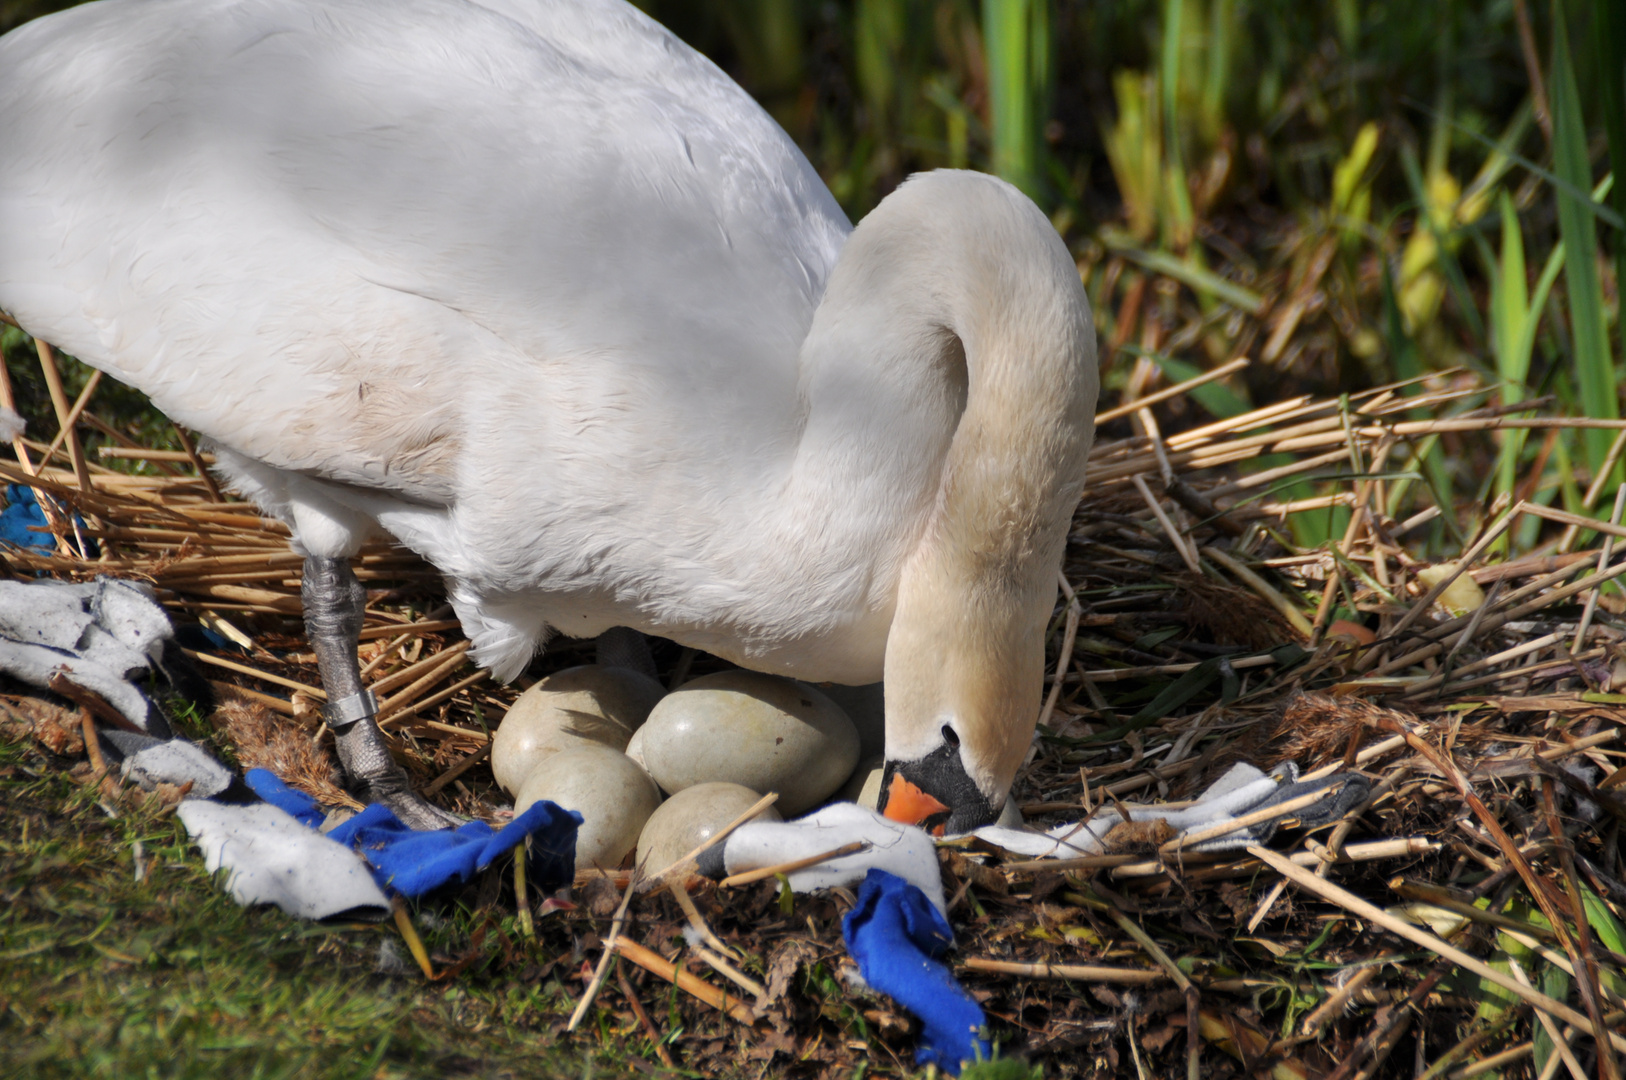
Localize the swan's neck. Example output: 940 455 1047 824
794 170 1097 796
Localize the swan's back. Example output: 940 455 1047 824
0 0 851 503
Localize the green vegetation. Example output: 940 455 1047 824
0 735 603 1079
4 3 1626 1079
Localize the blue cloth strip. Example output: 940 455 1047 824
0 483 54 552
245 768 579 897
842 868 989 1074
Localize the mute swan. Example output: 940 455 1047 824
0 0 1097 832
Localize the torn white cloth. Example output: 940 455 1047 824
971 762 1298 858
111 732 234 798
177 799 391 921
711 762 1367 915
0 577 174 732
718 802 946 914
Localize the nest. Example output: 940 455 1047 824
3 354 1625 1080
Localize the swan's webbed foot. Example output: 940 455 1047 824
595 625 658 680
303 555 462 830
331 706 466 829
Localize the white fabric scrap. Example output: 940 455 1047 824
177 799 390 921
725 802 947 915
122 739 233 797
0 578 174 731
970 763 1296 859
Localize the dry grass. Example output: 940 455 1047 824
3 359 1626 1079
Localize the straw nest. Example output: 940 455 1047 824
3 347 1625 1080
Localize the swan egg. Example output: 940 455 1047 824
491 664 666 795
514 744 663 871
635 781 782 872
636 670 860 815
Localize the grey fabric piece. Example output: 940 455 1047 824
102 730 168 758
89 578 173 664
0 638 160 732
0 577 174 732
968 763 1368 859
177 799 390 921
122 739 233 797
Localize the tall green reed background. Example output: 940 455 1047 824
630 0 1625 555
2 0 1624 557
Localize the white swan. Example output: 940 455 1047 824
0 0 1097 831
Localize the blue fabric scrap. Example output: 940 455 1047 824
842 868 990 1074
245 768 327 829
244 767 580 897
0 483 53 551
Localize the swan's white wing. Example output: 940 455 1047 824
0 0 850 503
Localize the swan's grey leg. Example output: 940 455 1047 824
595 626 658 681
303 555 460 829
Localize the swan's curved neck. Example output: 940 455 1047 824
794 170 1098 798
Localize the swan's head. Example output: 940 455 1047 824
876 547 1059 833
855 170 1098 834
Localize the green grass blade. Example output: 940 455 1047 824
1552 3 1620 475
1408 97 1624 232
1493 191 1532 503
983 0 1044 200
1594 0 1626 299
1159 0 1193 247
1098 232 1265 314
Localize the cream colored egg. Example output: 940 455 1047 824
634 781 782 871
491 664 666 795
637 670 860 814
514 744 663 871
835 754 886 809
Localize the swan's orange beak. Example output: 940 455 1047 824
881 772 951 835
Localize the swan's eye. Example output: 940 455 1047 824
941 724 960 748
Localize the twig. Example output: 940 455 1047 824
171 425 223 502
1109 906 1200 1080
1158 785 1347 855
37 370 102 474
1096 357 1251 424
1038 589 1082 729
960 958 1165 983
391 898 436 980
378 670 490 728
423 743 491 796
183 648 327 699
1573 483 1626 652
613 938 757 1025
1508 958 1588 1080
1247 845 1626 1054
690 944 767 999
719 840 870 888
513 848 534 940
1298 965 1379 1037
1133 473 1200 572
569 866 640 1031
668 878 738 958
47 671 145 733
35 340 91 493
1542 778 1622 1080
1201 545 1314 638
645 792 778 885
616 963 676 1067
1360 502 1521 671
79 707 108 783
